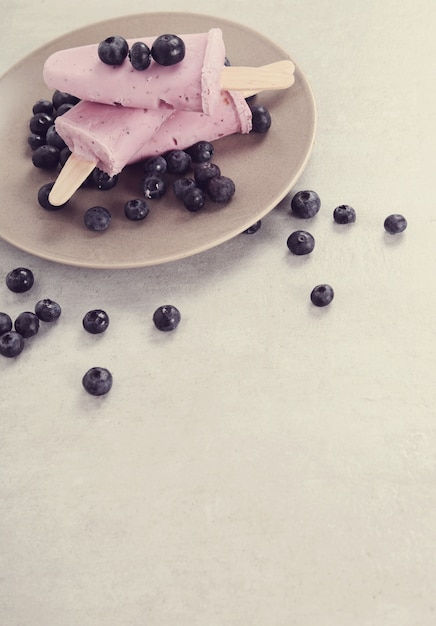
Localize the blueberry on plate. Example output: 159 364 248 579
0 312 13 335
129 41 152 70
310 284 334 307
46 125 68 151
193 162 221 190
333 205 356 224
82 366 113 396
32 99 54 116
0 331 25 358
84 206 112 231
14 311 40 338
91 168 118 190
6 267 34 293
151 34 185 66
32 145 60 169
142 174 166 199
287 230 315 255
124 198 150 221
35 299 62 322
173 177 196 201
29 113 54 136
143 155 167 176
249 104 272 133
97 36 129 66
38 182 68 210
183 186 206 212
384 214 407 234
27 133 45 151
82 309 110 334
52 90 80 110
185 141 214 163
165 150 192 175
291 190 321 218
55 103 76 116
207 175 236 203
153 305 181 331
243 220 262 234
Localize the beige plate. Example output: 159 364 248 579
0 12 316 269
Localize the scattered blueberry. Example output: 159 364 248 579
291 190 321 218
384 214 407 234
32 144 60 169
249 104 272 133
193 162 220 190
27 133 45 150
243 220 262 234
32 99 54 116
124 198 150 221
37 182 67 210
165 150 192 175
82 309 110 334
153 305 181 331
59 147 72 167
151 34 185 66
287 230 315 255
333 205 356 224
0 312 13 335
29 113 54 136
98 36 129 66
6 267 34 293
35 299 62 322
82 366 113 396
52 90 80 109
142 174 166 199
55 103 75 116
143 155 167 176
173 177 196 201
207 175 236 203
129 41 152 70
91 168 118 190
84 206 112 231
14 311 40 338
46 125 68 151
0 331 25 358
186 141 214 163
310 284 334 307
183 186 206 212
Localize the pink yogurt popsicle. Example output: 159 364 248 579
43 29 226 115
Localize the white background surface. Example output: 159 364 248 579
1 1 436 624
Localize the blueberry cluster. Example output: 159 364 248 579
98 34 185 69
0 267 61 358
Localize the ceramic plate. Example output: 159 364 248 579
0 12 316 268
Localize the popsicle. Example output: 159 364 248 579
49 89 252 206
43 29 295 115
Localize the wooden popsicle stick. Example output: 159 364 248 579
48 152 96 206
221 59 295 92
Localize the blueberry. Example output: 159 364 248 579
84 206 112 231
310 284 334 307
59 147 72 167
207 175 236 203
249 104 272 133
183 186 206 212
55 103 75 116
91 167 118 190
129 41 152 70
165 150 192 175
6 267 34 293
193 162 220 190
82 366 113 396
243 220 262 234
291 190 321 219
0 312 13 335
173 177 196 201
52 90 80 109
0 332 25 358
153 305 181 331
37 182 68 210
27 133 45 150
14 311 40 338
151 34 185 66
82 309 110 334
185 141 214 163
143 155 167 176
333 205 356 224
32 99 54 116
384 214 407 234
287 230 315 255
29 113 54 136
35 299 62 322
97 36 129 66
46 125 67 151
142 174 166 199
32 144 60 169
124 198 150 221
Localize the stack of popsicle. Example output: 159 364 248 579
42 28 295 205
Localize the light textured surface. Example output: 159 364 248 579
1 1 436 625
